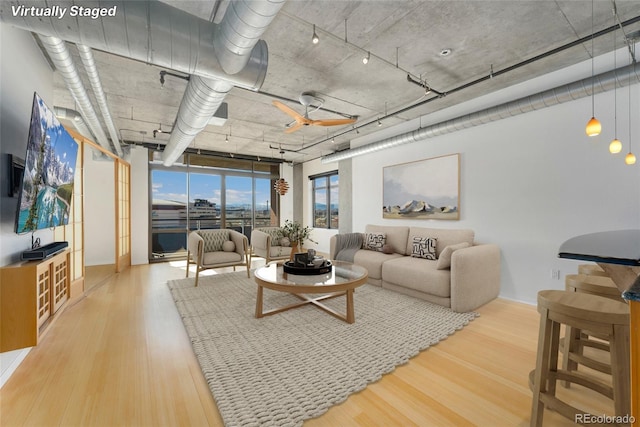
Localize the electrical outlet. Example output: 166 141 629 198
551 269 561 280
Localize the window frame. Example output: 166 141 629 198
310 170 339 230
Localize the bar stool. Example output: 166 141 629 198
578 263 609 277
561 274 625 384
530 290 630 427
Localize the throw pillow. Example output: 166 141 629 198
222 240 236 252
411 236 437 260
280 237 291 247
363 232 386 252
436 242 471 269
381 244 394 254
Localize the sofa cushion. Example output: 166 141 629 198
406 227 474 257
363 232 386 252
383 256 451 298
197 229 230 252
222 240 236 252
411 236 437 260
202 251 242 265
436 242 471 270
353 249 403 281
365 225 410 255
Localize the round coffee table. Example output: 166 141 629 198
253 260 368 324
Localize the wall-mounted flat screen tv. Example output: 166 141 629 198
15 93 79 234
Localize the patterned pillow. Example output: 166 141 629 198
363 232 386 252
411 236 437 260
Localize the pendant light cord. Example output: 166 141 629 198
591 0 596 116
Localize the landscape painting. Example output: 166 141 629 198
383 153 460 220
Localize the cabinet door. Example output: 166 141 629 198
51 254 69 314
36 264 51 328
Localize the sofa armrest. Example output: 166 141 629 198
187 231 204 264
450 244 500 312
229 230 248 257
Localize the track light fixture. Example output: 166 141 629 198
312 24 319 44
363 51 370 64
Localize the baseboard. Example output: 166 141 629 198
0 347 31 389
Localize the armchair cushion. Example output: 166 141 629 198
203 251 242 266
222 241 235 252
199 229 230 252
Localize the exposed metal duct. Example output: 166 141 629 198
76 44 124 157
161 0 285 166
0 0 268 91
162 77 233 166
38 35 114 153
53 106 93 140
322 61 640 164
213 0 285 75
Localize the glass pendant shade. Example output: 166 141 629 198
585 117 601 136
625 152 636 165
609 139 622 154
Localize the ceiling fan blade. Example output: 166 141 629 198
311 118 357 127
272 100 306 123
284 122 305 134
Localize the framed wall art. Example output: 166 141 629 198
382 153 460 220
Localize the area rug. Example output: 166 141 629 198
167 272 478 427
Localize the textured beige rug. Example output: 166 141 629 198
168 272 477 427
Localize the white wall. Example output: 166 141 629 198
130 146 149 265
0 23 54 386
346 77 640 305
83 149 116 266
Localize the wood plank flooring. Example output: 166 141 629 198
0 261 617 426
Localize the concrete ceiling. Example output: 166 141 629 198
48 0 640 163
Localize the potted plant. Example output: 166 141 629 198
281 220 317 259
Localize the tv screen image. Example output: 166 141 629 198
16 93 79 234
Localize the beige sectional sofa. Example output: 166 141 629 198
330 224 500 312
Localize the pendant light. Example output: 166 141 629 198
586 0 601 137
609 16 622 154
625 43 636 165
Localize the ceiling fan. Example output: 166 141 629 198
273 92 357 134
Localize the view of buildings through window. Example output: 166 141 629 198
150 156 279 260
312 172 339 229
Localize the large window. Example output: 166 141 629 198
311 171 339 229
149 154 280 260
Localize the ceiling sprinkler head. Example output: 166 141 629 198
439 48 452 57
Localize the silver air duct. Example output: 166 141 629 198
322 61 640 163
161 0 285 166
162 77 233 166
53 106 93 140
76 44 123 157
0 0 268 91
39 35 114 153
213 0 285 75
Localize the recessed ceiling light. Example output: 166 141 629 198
439 48 452 57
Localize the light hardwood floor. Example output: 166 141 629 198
0 261 616 426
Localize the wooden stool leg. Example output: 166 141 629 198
562 325 581 388
610 323 631 417
531 307 553 427
547 320 561 397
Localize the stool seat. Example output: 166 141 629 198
537 290 628 327
565 274 623 301
577 263 608 277
531 290 630 427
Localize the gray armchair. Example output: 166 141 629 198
250 227 291 264
186 229 250 286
